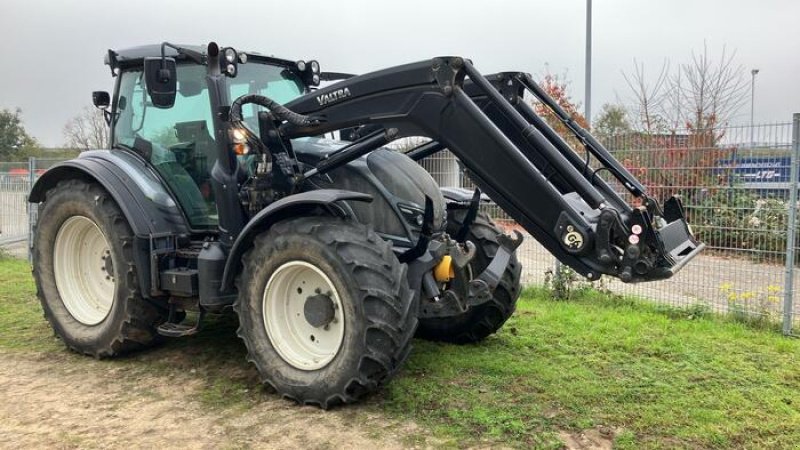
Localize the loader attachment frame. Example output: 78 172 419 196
278 57 703 282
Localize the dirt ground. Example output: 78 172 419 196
0 349 620 450
0 351 431 450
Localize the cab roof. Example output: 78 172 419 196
104 43 297 73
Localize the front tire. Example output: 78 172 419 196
33 179 168 357
416 209 522 344
234 216 417 408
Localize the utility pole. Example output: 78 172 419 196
750 68 759 150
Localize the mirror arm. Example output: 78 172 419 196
159 42 178 83
160 41 205 68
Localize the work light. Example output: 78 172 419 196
224 48 237 64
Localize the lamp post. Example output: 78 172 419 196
555 0 593 286
750 68 759 151
585 0 592 127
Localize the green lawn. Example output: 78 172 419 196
1 256 799 448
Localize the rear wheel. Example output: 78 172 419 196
417 209 522 344
235 216 417 408
33 179 168 357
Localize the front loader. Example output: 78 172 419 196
29 42 703 407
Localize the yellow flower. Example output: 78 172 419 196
767 285 781 294
740 291 756 301
720 283 733 292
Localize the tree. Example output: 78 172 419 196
63 106 109 150
529 71 587 148
594 103 632 142
622 59 670 133
676 43 748 131
621 43 749 133
0 108 38 160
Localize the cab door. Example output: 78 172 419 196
113 64 219 229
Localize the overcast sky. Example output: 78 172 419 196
1 0 798 147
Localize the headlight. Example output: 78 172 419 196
312 74 320 85
230 128 249 155
296 60 306 71
224 48 237 64
310 60 320 74
398 204 426 228
231 128 247 142
226 64 237 76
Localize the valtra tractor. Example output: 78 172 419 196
29 42 703 407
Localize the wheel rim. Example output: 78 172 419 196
53 216 115 326
263 261 345 371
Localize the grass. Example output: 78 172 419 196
2 258 800 448
382 287 800 448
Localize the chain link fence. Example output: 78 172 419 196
1 116 799 332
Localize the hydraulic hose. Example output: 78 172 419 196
229 94 318 126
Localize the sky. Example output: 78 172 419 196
0 0 798 147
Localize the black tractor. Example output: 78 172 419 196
30 42 703 407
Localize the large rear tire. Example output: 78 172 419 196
33 179 168 357
416 209 522 344
234 216 417 408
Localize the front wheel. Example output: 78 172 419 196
234 216 417 408
416 209 522 344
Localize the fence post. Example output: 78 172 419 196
26 156 35 263
783 114 800 335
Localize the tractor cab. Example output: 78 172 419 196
99 43 314 230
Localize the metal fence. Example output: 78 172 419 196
0 161 33 248
0 159 62 257
420 115 800 334
1 116 798 333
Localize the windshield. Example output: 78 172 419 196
228 62 306 129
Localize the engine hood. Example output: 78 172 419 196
293 137 446 245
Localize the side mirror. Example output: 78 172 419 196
92 91 110 109
143 57 177 109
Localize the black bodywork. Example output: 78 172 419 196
31 42 703 318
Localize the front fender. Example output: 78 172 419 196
220 189 372 291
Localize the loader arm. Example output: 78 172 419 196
276 57 703 282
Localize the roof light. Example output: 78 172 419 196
224 48 237 64
296 60 306 71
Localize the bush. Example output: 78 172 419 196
689 189 793 262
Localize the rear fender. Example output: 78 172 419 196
29 150 188 298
